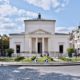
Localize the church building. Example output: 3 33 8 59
10 14 69 57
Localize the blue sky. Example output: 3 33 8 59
0 0 80 34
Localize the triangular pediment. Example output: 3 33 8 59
28 29 51 35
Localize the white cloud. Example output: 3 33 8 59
56 26 75 33
24 0 69 11
24 0 51 10
0 0 70 34
0 0 10 4
0 0 38 34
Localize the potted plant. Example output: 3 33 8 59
67 48 75 57
6 48 14 57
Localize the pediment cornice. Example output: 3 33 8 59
28 29 51 35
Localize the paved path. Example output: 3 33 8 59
0 62 80 66
0 66 80 80
26 66 80 76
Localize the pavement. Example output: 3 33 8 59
0 66 80 80
0 61 80 66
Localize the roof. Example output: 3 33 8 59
24 13 56 22
9 32 25 36
10 32 69 36
55 33 69 35
24 19 56 22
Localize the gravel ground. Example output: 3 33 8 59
0 66 80 80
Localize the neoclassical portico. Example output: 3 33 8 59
26 29 51 54
30 37 48 54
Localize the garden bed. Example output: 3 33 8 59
0 56 55 63
59 57 80 62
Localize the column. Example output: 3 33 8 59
24 33 25 52
29 38 32 53
36 38 38 53
42 38 44 54
48 38 50 53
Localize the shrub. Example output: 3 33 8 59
48 56 54 61
6 48 14 57
67 48 75 57
15 56 25 61
22 58 32 62
59 57 71 61
40 54 43 57
31 56 36 61
0 57 14 62
38 56 54 62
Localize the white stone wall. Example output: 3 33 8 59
24 36 30 52
53 34 69 53
10 35 25 53
24 20 55 34
10 34 69 56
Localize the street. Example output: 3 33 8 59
0 65 80 80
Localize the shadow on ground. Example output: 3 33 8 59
0 66 80 80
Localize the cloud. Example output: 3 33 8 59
0 0 70 34
0 4 18 17
0 0 38 34
0 4 37 17
56 26 75 33
24 0 69 11
0 0 10 4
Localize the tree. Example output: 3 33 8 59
67 48 75 57
2 34 9 49
6 48 14 57
0 34 9 56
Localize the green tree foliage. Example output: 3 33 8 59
6 48 14 57
0 34 9 56
67 48 75 57
2 34 9 49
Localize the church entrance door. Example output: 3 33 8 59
16 45 20 53
38 42 42 53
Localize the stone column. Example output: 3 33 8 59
42 38 44 54
36 38 38 53
24 33 25 52
29 38 32 53
48 38 50 53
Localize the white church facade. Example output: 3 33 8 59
10 14 69 57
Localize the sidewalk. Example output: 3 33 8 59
0 62 80 66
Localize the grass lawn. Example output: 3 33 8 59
22 58 32 62
59 57 80 62
71 57 80 62
0 57 15 62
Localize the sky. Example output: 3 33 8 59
0 0 80 34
